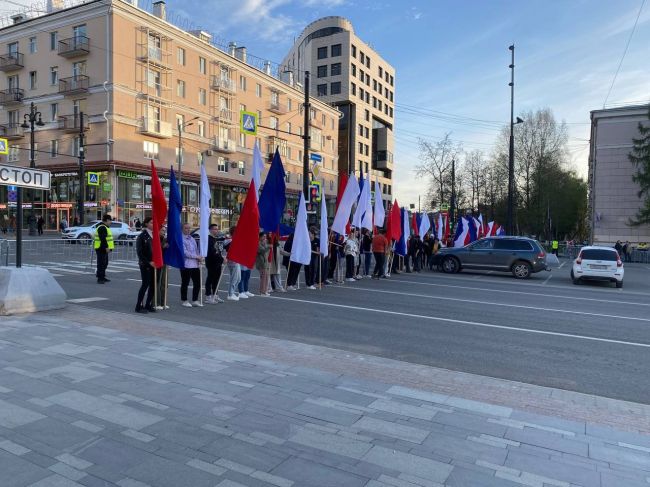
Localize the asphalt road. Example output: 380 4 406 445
20 243 650 405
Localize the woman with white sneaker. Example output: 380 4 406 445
180 223 203 307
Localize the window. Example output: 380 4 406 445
365 57 370 68
330 179 334 191
373 79 377 91
379 66 383 78
351 64 356 77
373 96 377 108
29 37 37 54
175 147 184 162
239 75 246 91
285 171 291 183
7 75 18 90
255 83 261 97
176 79 185 97
365 73 370 86
197 120 205 137
390 75 394 86
72 137 80 157
270 90 279 106
50 103 58 121
322 114 326 126
365 127 369 138
287 98 292 111
286 122 292 134
73 24 86 39
8 145 19 163
217 157 227 172
360 52 365 64
359 88 364 99
359 124 364 136
177 47 185 65
239 132 246 147
199 56 206 74
365 92 370 103
390 91 394 102
358 142 363 154
580 249 618 261
365 144 369 156
50 140 58 158
351 82 356 96
389 107 393 118
143 141 159 160
297 174 302 185
378 100 382 111
50 32 58 51
317 65 327 78
365 109 370 121
317 84 327 96
385 87 389 98
238 161 245 176
330 82 341 94
176 114 185 130
317 46 327 59
50 66 58 85
359 69 364 81
351 45 357 58
385 104 389 115
29 71 37 90
72 60 86 76
198 88 206 105
330 63 341 76
147 69 161 96
269 116 279 129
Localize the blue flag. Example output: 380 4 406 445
258 149 286 233
163 167 185 269
395 208 408 256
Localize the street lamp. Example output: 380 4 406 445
506 45 523 236
176 115 199 186
20 102 45 236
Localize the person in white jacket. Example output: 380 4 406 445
344 232 359 282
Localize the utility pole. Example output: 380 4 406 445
78 112 86 225
302 70 310 199
177 119 183 187
450 158 456 227
507 44 515 236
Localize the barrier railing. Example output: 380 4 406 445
2 238 138 266
0 239 8 266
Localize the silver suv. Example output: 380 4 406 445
437 236 549 279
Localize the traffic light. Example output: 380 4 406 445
308 181 321 204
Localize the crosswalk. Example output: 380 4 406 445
27 259 141 276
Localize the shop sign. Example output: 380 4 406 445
231 186 248 194
102 183 112 192
53 172 78 177
118 170 140 179
47 203 73 209
136 203 152 210
2 202 32 208
84 202 98 208
183 205 232 215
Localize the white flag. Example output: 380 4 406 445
361 181 373 231
331 174 360 235
252 141 264 199
374 180 385 227
320 185 328 258
290 192 312 265
419 213 431 238
353 177 372 230
199 163 211 257
437 213 444 240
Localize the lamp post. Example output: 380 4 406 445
20 102 45 236
176 115 199 185
506 45 524 236
302 70 310 199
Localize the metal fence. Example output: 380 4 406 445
1 238 138 266
540 243 650 263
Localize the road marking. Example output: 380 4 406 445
340 286 650 323
269 296 650 349
558 262 567 269
127 278 180 287
67 297 109 303
542 274 552 285
385 278 650 306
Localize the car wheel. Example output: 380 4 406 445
442 257 460 274
511 261 532 279
570 270 580 285
616 281 623 289
78 233 91 245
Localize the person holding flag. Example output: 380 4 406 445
135 217 156 313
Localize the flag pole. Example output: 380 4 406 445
164 265 168 308
214 267 224 300
199 264 203 306
319 254 322 290
285 261 292 289
153 267 157 310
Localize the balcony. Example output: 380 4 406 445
372 150 394 171
0 88 24 105
268 100 287 115
139 117 172 138
59 75 89 95
59 114 91 133
213 108 235 125
210 76 236 93
0 123 24 140
0 52 24 72
58 36 90 58
213 137 237 153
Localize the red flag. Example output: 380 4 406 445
443 213 451 242
411 212 419 237
227 180 260 269
389 199 402 241
150 160 167 268
336 172 351 234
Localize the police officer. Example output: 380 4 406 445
94 214 114 283
552 239 559 256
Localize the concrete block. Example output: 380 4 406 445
0 266 66 315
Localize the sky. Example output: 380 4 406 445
3 0 649 208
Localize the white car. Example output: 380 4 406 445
571 246 624 288
61 221 131 243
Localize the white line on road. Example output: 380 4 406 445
558 262 567 269
542 274 553 285
341 286 650 323
127 278 180 287
386 278 650 307
269 296 650 349
67 297 109 303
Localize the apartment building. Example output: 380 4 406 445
588 104 650 244
0 0 340 230
282 17 395 203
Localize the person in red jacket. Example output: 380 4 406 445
371 228 389 279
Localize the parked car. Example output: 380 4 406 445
61 221 131 243
437 236 549 279
571 246 624 288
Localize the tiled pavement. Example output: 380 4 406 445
0 308 648 487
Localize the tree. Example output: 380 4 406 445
416 133 462 211
628 108 650 226
464 150 487 211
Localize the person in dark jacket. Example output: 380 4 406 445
360 229 372 277
94 214 113 283
135 217 155 313
205 224 225 304
283 233 301 290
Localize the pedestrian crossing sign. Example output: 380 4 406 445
240 111 257 136
0 137 8 155
88 172 100 186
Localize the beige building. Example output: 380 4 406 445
0 0 340 230
281 17 395 203
588 104 650 244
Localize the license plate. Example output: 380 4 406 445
590 264 607 269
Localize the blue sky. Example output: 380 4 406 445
5 0 648 206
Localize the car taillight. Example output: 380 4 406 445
538 251 545 258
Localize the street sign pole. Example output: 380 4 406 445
78 112 85 225
16 187 22 268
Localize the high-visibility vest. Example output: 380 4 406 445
93 224 114 250
552 240 559 250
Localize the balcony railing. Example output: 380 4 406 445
268 100 287 115
0 88 24 105
59 75 89 95
140 117 172 138
0 52 24 72
58 35 90 57
214 108 235 124
210 76 236 93
372 150 394 171
0 123 24 139
59 114 91 133
213 137 237 153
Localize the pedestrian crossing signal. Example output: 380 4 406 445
309 181 321 204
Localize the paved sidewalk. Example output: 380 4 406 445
0 307 648 487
